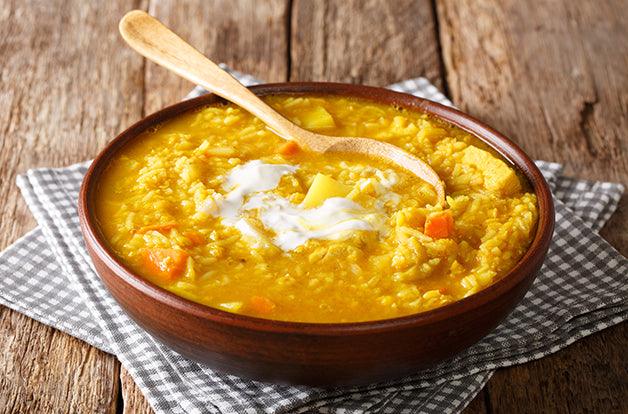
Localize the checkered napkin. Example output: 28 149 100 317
1 67 626 414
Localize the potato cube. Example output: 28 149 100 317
302 173 352 208
461 146 521 195
300 106 336 130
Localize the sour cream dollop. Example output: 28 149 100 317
244 193 386 250
211 160 395 251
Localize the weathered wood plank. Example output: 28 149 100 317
290 0 445 88
119 1 290 411
0 308 120 413
0 0 147 412
437 0 627 412
143 0 290 116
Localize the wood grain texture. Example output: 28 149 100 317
0 0 146 412
0 308 119 414
437 0 627 412
290 0 445 88
143 0 289 115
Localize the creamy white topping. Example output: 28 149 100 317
375 169 398 187
209 160 399 251
220 160 298 219
233 218 267 248
244 194 387 250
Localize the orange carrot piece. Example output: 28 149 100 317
249 295 276 314
278 141 300 156
183 231 205 245
136 222 178 234
142 248 188 282
424 210 454 239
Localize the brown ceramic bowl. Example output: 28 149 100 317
79 83 554 386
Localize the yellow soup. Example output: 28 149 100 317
96 94 538 323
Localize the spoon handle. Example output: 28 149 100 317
119 10 446 206
119 10 311 146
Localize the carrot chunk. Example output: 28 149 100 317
183 231 205 246
424 210 454 239
249 295 276 314
135 222 178 234
278 141 300 156
142 248 188 282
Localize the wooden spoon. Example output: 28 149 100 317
119 10 446 206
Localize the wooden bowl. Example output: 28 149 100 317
78 83 554 386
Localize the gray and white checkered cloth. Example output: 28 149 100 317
1 67 626 414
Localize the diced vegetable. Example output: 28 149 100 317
135 222 178 234
461 146 521 195
389 116 419 135
418 125 447 143
183 231 205 245
205 146 237 157
424 210 454 239
249 296 276 314
197 194 221 216
218 302 244 313
301 173 352 208
300 106 336 130
278 140 300 156
142 248 188 282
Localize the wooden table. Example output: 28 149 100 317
1 1 626 412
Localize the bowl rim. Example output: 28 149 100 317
79 82 554 335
